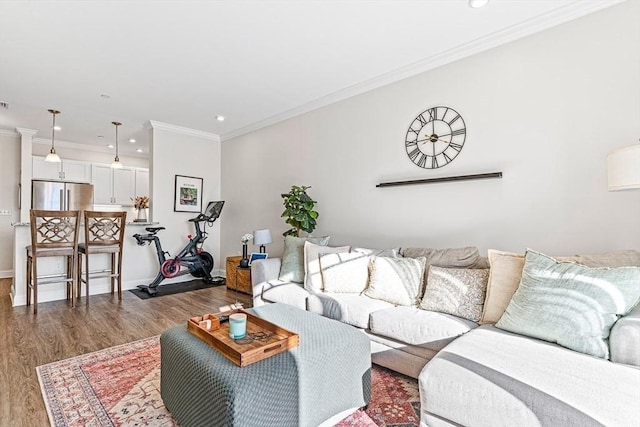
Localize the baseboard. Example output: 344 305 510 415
0 270 12 278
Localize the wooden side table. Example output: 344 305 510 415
226 255 252 295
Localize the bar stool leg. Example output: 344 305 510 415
116 252 123 300
33 257 38 314
26 255 32 307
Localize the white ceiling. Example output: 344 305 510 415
0 0 623 158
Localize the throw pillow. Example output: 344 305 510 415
481 249 580 324
303 241 350 292
278 235 330 283
319 252 371 294
402 246 481 298
495 249 640 359
420 266 489 323
352 247 401 257
364 256 426 306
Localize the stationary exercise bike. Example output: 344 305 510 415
133 201 225 296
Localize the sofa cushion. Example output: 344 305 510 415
495 250 640 359
302 241 350 292
306 293 394 329
419 325 640 427
319 252 370 293
576 249 640 267
278 235 330 283
610 303 640 367
260 280 310 310
420 266 489 323
369 306 477 352
364 256 426 306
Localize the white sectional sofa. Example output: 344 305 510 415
250 238 640 427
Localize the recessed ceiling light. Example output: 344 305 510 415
129 138 136 143
215 115 225 122
53 126 61 131
468 0 489 8
136 148 143 153
107 144 114 148
98 135 104 139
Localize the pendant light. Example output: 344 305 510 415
111 121 123 169
45 109 61 163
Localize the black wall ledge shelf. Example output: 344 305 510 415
376 172 502 188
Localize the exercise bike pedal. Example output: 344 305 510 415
137 285 158 296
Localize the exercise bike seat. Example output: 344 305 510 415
145 226 165 233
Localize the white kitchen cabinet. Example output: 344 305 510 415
92 164 135 206
134 168 149 198
32 156 91 182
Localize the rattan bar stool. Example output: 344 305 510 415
77 211 127 301
26 209 80 314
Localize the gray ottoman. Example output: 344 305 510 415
160 303 371 427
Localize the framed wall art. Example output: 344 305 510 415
174 175 203 213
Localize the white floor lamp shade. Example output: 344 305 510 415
608 145 640 191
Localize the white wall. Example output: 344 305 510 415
150 127 223 274
220 1 640 260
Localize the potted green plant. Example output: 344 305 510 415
281 185 319 237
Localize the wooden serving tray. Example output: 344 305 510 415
187 309 299 367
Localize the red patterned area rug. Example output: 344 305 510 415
37 336 420 426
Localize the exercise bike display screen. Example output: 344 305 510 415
204 201 225 220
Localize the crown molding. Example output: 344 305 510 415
147 120 221 142
220 0 624 141
15 127 38 137
0 128 19 137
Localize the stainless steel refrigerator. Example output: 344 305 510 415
31 180 94 212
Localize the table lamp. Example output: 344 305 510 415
253 229 272 253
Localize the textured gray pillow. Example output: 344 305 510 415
495 249 640 359
364 256 426 306
402 247 481 297
420 266 489 323
278 235 330 283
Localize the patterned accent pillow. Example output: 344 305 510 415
278 235 330 283
319 252 371 294
420 266 489 323
364 256 426 306
495 249 640 359
303 242 350 292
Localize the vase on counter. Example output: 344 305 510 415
134 208 148 223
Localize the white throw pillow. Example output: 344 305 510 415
319 252 370 293
303 241 350 292
364 256 426 306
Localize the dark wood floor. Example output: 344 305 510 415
0 277 251 427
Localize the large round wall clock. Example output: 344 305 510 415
405 106 466 169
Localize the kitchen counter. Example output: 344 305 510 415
11 221 168 307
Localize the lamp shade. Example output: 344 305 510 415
608 145 640 191
253 229 273 246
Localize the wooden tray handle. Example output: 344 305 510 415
263 343 283 354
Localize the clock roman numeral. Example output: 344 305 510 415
417 114 428 127
432 156 439 168
408 147 421 161
417 153 428 168
428 108 437 121
447 114 461 126
442 151 452 163
449 142 463 152
451 128 466 137
405 139 417 147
